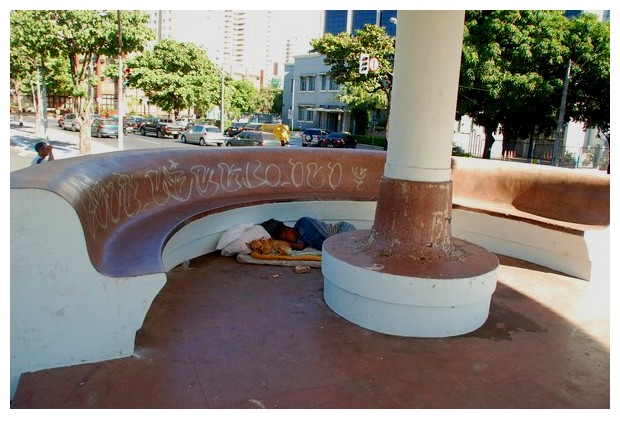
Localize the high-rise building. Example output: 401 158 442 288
145 10 176 48
143 10 323 88
221 10 273 86
565 10 610 21
146 10 280 88
323 10 397 37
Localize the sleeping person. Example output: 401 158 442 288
260 216 356 251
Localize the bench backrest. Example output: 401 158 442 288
11 148 387 273
451 157 609 225
11 150 609 276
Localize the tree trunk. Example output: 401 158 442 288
78 96 92 154
482 123 496 159
40 59 49 139
13 80 24 126
384 87 391 151
32 75 41 136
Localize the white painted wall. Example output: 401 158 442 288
10 189 166 400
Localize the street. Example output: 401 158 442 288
10 116 382 173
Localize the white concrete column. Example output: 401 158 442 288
385 11 465 183
322 10 498 338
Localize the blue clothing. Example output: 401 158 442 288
294 216 356 250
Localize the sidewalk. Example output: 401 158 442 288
10 252 610 410
10 118 116 172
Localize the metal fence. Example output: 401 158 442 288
508 137 609 169
457 130 609 171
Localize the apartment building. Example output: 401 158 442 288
282 10 397 132
282 54 351 132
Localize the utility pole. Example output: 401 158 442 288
117 10 124 151
290 78 295 131
220 68 225 133
40 56 48 140
552 59 571 166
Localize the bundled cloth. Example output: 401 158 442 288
216 223 271 256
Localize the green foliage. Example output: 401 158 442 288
459 11 569 139
10 10 155 152
227 79 262 119
124 39 221 117
564 13 610 132
354 134 386 149
452 144 473 157
458 10 610 158
259 87 283 114
310 24 394 112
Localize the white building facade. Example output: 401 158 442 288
282 54 352 132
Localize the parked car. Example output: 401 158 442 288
123 116 145 133
176 116 195 130
91 118 119 138
62 113 81 132
139 117 185 139
225 122 246 137
225 131 281 147
259 123 290 146
242 123 263 131
317 132 357 149
301 128 330 146
180 124 225 146
58 113 67 128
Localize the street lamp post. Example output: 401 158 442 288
117 10 124 151
552 59 571 166
220 68 225 133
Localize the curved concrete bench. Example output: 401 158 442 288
10 147 385 398
450 157 609 281
10 149 609 398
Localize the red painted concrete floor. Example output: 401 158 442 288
11 253 610 410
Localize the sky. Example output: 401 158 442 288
172 10 323 65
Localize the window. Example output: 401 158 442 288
352 10 378 34
324 10 348 35
379 10 397 37
299 76 315 92
100 94 117 112
321 74 328 91
297 106 314 122
328 77 340 91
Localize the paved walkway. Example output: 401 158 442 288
11 252 610 412
8 116 612 419
10 118 116 171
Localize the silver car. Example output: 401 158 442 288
225 130 281 147
62 113 81 132
180 125 224 146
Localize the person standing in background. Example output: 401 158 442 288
31 142 54 165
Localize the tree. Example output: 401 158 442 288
10 10 60 134
123 39 222 119
563 13 610 133
227 80 262 119
10 10 154 153
310 25 395 132
53 10 153 153
458 10 609 159
258 87 283 114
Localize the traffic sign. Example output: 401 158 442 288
371 115 378 125
369 57 379 72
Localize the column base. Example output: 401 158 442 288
322 230 499 337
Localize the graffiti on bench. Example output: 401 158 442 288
78 158 371 239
